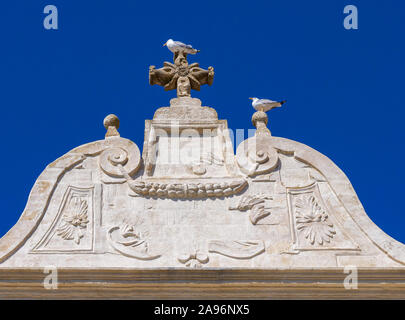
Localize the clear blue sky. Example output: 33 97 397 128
1 1 404 243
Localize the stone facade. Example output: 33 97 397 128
0 49 404 299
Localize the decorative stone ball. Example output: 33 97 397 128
251 111 268 128
104 114 120 129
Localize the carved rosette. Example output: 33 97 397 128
294 195 336 245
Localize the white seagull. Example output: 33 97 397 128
249 97 286 112
163 39 200 54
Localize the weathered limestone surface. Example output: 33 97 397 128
1 49 404 299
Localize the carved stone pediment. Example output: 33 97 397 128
2 106 403 271
1 45 404 299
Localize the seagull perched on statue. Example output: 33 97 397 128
163 39 200 54
249 97 286 112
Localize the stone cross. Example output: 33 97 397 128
149 50 214 97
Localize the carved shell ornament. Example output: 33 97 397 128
56 196 89 244
294 195 336 245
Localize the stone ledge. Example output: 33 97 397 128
0 268 404 299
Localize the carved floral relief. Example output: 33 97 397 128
31 185 95 253
56 196 89 244
294 195 336 246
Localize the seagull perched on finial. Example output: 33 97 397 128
249 97 286 112
163 39 200 54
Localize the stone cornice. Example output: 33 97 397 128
0 268 404 299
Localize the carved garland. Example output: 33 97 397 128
128 179 248 199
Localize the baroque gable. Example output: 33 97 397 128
0 43 404 298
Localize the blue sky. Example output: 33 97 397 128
1 1 404 243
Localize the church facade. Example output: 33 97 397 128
0 47 404 299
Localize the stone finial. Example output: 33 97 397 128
103 114 120 138
149 50 214 98
252 110 271 136
249 98 286 136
